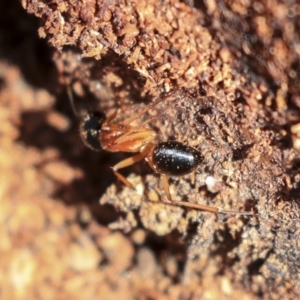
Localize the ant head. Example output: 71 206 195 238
79 111 106 151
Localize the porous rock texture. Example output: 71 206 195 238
0 0 299 298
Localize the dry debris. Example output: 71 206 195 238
0 0 300 298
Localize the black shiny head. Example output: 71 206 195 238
80 111 106 151
152 141 204 176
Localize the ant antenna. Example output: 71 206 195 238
66 85 79 117
122 89 179 126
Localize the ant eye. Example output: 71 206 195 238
80 111 106 151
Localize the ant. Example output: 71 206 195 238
68 87 253 216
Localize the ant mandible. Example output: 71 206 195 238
79 91 253 216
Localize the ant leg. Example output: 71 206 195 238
159 172 252 215
115 116 157 142
161 174 171 200
113 171 135 189
153 179 253 215
111 146 152 189
122 92 178 126
162 199 253 216
122 100 160 126
190 172 195 186
158 174 252 215
114 129 156 145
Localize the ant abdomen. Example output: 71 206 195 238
152 141 204 176
80 111 106 151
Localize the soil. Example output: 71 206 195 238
1 0 300 299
